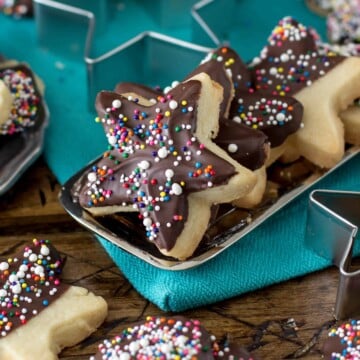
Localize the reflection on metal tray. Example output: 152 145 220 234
0 103 49 196
59 146 359 270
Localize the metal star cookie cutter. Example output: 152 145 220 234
305 188 360 320
191 0 236 47
33 0 211 107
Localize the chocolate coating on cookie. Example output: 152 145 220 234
323 319 360 359
0 64 44 135
190 46 304 148
90 316 214 360
0 239 68 337
90 316 260 360
186 47 252 119
249 16 345 97
76 80 237 253
115 81 269 171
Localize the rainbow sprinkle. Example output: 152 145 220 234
0 239 64 337
0 67 40 135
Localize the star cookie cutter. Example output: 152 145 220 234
305 187 360 320
33 0 212 108
191 0 236 47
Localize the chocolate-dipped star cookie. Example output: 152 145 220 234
75 73 256 259
196 46 304 167
249 16 360 168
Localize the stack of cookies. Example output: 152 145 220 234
72 16 360 260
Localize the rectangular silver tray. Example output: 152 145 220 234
59 146 359 270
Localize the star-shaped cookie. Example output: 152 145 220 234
196 47 303 157
249 16 360 168
75 73 256 259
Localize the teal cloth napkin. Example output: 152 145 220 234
1 2 359 312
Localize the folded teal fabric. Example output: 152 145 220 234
1 2 359 312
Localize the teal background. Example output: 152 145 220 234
1 0 359 311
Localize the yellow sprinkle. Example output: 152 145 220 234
165 110 171 117
160 191 166 197
181 100 187 106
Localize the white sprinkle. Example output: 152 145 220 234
112 99 122 108
87 172 97 182
157 147 168 159
143 217 152 227
280 53 289 62
171 183 183 195
0 262 9 271
108 135 117 145
40 245 50 256
228 143 238 153
138 160 150 170
165 169 174 178
169 100 178 110
276 113 286 122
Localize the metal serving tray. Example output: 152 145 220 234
59 146 359 270
0 93 49 196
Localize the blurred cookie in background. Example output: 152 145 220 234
0 0 33 17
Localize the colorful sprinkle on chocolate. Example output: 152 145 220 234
0 239 66 337
323 319 360 359
89 316 214 360
249 16 344 97
0 67 41 135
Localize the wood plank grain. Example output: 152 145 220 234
0 156 353 359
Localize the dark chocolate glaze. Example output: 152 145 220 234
248 16 345 97
0 239 68 337
322 319 360 359
185 57 235 118
213 118 269 170
195 46 304 148
0 63 44 135
76 81 237 253
90 316 215 360
90 316 260 360
115 81 269 171
229 91 304 148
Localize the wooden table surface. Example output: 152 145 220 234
0 156 354 360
